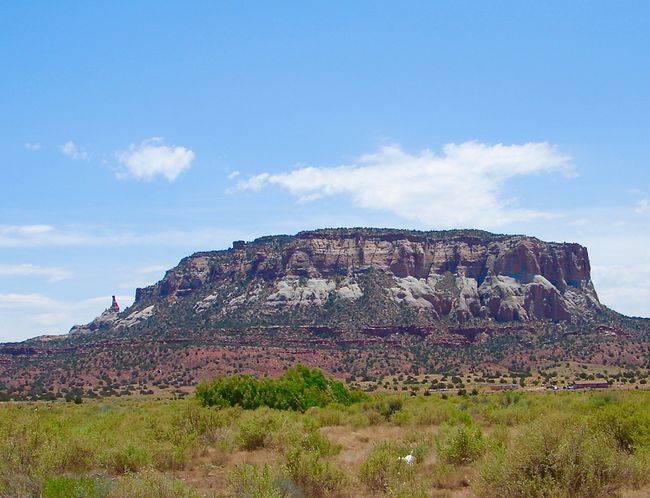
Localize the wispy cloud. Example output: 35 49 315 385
0 224 245 249
116 137 194 182
0 293 57 309
237 141 572 228
635 198 649 214
58 140 90 160
0 224 54 236
0 224 87 247
136 264 171 274
0 264 72 282
24 142 41 151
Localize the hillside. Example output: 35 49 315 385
1 228 648 400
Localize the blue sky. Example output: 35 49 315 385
1 1 649 341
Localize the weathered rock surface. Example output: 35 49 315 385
69 296 155 334
69 296 121 334
123 228 601 330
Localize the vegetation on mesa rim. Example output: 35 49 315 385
196 364 366 411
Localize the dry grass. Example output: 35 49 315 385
2 389 650 497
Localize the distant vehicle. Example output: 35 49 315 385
572 381 609 389
563 384 576 390
546 385 559 391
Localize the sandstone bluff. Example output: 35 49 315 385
108 228 602 334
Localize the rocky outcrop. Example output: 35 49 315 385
70 298 157 335
126 228 601 328
108 295 120 312
69 296 121 334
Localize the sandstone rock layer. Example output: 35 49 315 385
129 228 601 327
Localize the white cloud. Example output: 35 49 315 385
58 140 89 160
24 142 41 151
0 224 87 247
227 170 240 179
0 264 72 282
238 141 572 228
635 198 649 214
0 224 54 236
116 137 194 181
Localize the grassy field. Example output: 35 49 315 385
2 386 650 497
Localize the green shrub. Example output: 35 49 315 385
233 408 329 454
236 410 279 450
436 424 485 465
299 429 341 456
627 448 650 489
348 411 371 429
41 476 110 498
479 417 627 498
390 397 472 427
227 464 286 498
481 395 536 427
592 404 650 452
487 424 510 449
102 444 150 473
589 392 618 408
284 447 347 497
498 391 521 407
174 401 239 443
373 397 403 420
358 441 417 492
306 405 344 426
108 470 200 498
196 364 365 412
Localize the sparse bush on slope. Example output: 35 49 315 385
284 447 348 497
479 416 629 498
437 423 485 465
358 439 428 495
227 464 287 498
41 475 110 498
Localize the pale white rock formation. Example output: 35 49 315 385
114 305 155 328
195 292 220 313
336 282 363 300
389 276 439 309
267 277 335 306
265 277 363 307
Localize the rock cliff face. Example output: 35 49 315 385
118 228 600 332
